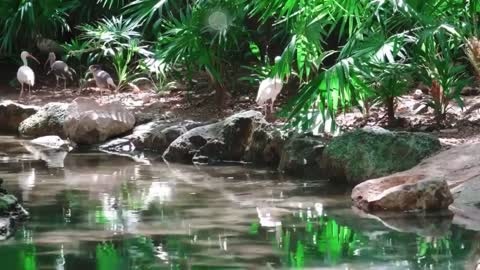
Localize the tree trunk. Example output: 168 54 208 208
386 96 395 126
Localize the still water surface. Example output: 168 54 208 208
0 136 477 270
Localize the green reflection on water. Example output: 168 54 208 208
1 204 477 270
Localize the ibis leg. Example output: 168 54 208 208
19 84 23 100
64 78 67 91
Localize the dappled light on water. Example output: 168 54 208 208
0 136 477 269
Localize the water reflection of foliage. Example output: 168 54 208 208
274 216 364 268
252 210 476 269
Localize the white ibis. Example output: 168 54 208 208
89 65 117 96
45 52 73 90
17 51 40 100
256 56 283 116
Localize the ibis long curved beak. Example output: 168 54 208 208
27 54 40 65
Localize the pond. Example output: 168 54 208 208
0 135 477 270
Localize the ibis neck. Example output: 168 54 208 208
22 57 28 66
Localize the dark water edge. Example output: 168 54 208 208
0 135 477 270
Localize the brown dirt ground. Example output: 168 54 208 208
3 80 480 147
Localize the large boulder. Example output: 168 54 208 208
322 127 441 184
100 120 204 153
351 143 480 213
163 110 267 164
64 98 136 145
352 175 453 212
18 103 69 138
0 101 39 134
278 135 327 177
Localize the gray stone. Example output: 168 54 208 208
100 120 205 154
322 127 441 184
18 103 69 138
243 124 288 167
278 135 326 177
64 98 136 145
413 103 429 115
0 183 29 240
30 136 72 151
163 110 267 164
0 101 39 134
461 86 480 96
23 136 71 168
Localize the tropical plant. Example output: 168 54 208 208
0 0 74 53
416 29 471 124
248 0 479 131
0 0 128 54
357 62 413 125
72 16 155 90
156 0 250 104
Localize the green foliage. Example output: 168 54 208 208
73 16 157 90
415 27 472 124
0 0 478 130
0 0 73 53
156 0 250 90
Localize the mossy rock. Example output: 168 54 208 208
0 194 18 214
322 127 441 184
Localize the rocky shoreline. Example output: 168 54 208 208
1 97 479 225
0 178 29 240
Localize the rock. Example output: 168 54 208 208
18 103 69 138
449 179 480 231
439 128 459 134
243 124 289 167
100 120 204 153
461 86 480 96
413 89 424 100
64 98 136 145
134 111 175 125
23 136 72 168
0 218 13 241
413 103 429 115
0 101 39 134
163 110 267 164
322 127 441 184
0 180 29 240
350 143 480 213
30 136 72 151
278 135 326 177
352 175 453 212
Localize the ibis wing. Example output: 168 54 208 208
256 78 273 104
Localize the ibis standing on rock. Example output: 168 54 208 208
89 65 117 96
256 56 284 116
45 52 73 90
17 51 40 100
